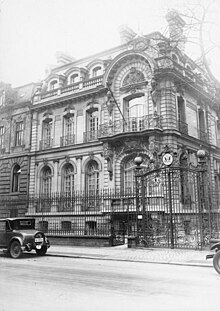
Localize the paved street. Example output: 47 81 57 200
0 253 220 311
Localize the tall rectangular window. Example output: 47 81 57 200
15 121 24 146
0 126 5 149
65 117 74 138
86 109 98 141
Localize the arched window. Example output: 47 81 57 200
49 80 58 90
86 160 99 193
127 96 145 118
41 166 52 195
62 163 74 194
123 158 136 191
122 156 149 191
69 73 79 84
12 164 21 192
92 66 102 77
124 95 146 131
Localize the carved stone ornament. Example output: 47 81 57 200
65 155 70 163
43 158 48 166
106 91 114 115
88 152 94 160
128 37 150 51
122 67 145 86
148 136 160 153
102 143 113 158
103 143 113 180
115 139 150 159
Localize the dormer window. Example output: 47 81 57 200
69 73 79 84
92 66 102 77
49 80 58 90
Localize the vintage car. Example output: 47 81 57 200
0 218 50 258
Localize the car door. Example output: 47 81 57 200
0 220 7 247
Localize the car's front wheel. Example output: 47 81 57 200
10 240 22 259
36 245 47 256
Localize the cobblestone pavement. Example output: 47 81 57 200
47 244 213 267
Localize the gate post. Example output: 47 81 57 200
167 168 174 249
134 156 143 246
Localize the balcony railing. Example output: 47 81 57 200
83 130 99 143
60 135 75 147
39 138 53 150
98 114 162 138
34 76 103 102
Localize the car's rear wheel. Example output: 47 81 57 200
36 245 47 256
10 240 22 259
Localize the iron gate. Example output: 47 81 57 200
135 162 213 249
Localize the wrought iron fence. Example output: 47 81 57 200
0 186 219 249
27 190 137 243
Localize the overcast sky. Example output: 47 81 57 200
0 0 220 87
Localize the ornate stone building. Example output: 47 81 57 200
28 13 220 198
1 11 220 247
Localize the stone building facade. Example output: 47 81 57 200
0 82 37 217
28 13 220 200
0 11 220 247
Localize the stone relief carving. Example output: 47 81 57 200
122 67 145 86
103 143 114 180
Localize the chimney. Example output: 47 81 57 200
166 10 186 52
118 25 136 44
55 52 75 65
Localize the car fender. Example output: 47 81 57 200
210 242 220 252
8 236 23 249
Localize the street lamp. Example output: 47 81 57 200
134 155 143 171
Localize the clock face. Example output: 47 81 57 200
162 153 173 166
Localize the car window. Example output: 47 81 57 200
0 221 6 232
13 219 35 230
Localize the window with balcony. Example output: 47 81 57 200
124 95 146 131
62 163 74 194
62 116 74 146
15 121 24 146
40 166 52 195
41 119 53 149
11 164 21 193
85 108 99 142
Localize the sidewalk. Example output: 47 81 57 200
47 244 213 268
